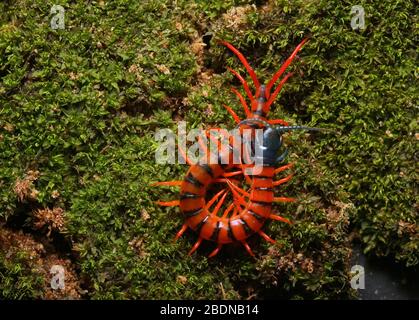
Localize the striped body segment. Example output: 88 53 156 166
180 158 276 244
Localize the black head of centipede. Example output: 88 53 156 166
237 118 326 166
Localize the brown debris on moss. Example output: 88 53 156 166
13 170 40 202
325 201 352 232
221 5 255 31
274 250 315 274
397 221 417 237
33 207 65 236
177 275 188 285
129 237 148 258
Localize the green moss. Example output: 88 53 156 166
0 250 44 299
0 0 416 299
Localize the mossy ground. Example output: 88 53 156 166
0 0 416 299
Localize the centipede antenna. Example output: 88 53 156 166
276 125 332 133
236 118 272 129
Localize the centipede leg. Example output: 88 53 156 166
274 197 296 203
188 237 203 255
206 188 227 206
274 163 294 174
211 192 228 216
174 223 188 241
266 38 309 99
269 214 292 224
151 181 183 187
227 182 248 207
219 40 261 92
227 181 250 198
223 104 241 124
232 206 239 217
264 73 294 113
204 129 229 154
273 174 293 186
178 144 194 165
231 87 251 117
269 119 289 126
198 134 209 161
258 230 276 244
156 200 180 206
222 202 235 218
242 240 255 257
222 170 243 178
208 244 223 258
226 67 256 106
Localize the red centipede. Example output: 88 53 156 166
152 38 321 257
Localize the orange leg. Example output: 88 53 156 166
156 200 180 206
223 104 241 124
226 181 248 208
226 67 255 106
222 202 235 218
274 197 296 203
269 119 289 126
205 129 229 157
211 192 228 216
222 170 243 178
188 237 203 255
204 130 221 157
178 144 194 165
264 72 294 113
209 178 246 211
151 181 182 187
232 206 239 217
205 189 227 211
208 244 223 258
227 181 250 198
174 223 188 241
258 230 276 244
273 174 293 186
269 214 292 224
242 240 255 257
231 87 251 117
266 37 309 98
274 163 294 174
219 40 261 92
213 178 228 183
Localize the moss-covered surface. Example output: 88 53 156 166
0 0 416 299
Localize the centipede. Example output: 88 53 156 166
152 38 323 257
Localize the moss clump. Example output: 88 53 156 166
0 249 44 299
0 0 416 299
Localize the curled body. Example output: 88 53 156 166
153 38 322 257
